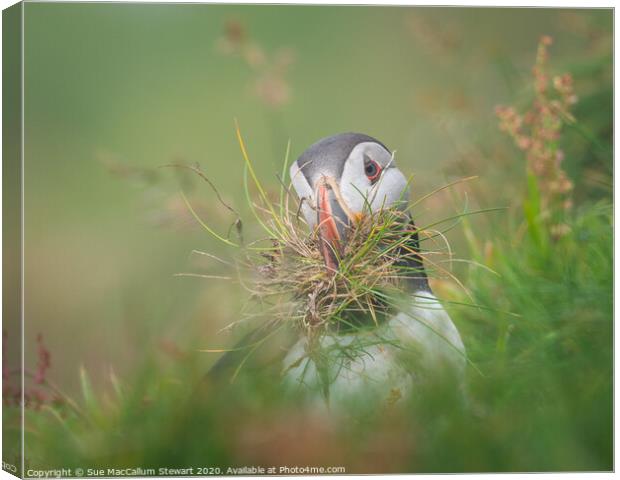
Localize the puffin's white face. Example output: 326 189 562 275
290 134 409 269
339 142 409 218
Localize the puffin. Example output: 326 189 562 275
208 133 466 409
281 133 466 407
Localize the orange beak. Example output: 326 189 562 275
317 183 340 271
316 179 351 271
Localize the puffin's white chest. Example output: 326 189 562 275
282 291 466 407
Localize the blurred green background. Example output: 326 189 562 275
5 3 612 474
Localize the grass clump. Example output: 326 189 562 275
248 207 427 337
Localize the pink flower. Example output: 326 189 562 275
495 34 576 224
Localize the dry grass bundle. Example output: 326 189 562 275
246 206 428 339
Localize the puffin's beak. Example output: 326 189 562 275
316 177 352 271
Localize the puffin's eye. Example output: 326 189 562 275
364 158 382 182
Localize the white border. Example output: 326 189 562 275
0 2 615 480
1 1 618 6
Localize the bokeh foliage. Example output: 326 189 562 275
4 4 612 474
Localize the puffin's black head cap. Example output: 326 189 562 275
295 132 390 187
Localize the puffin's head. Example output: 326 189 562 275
290 133 409 270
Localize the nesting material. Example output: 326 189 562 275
248 206 429 338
